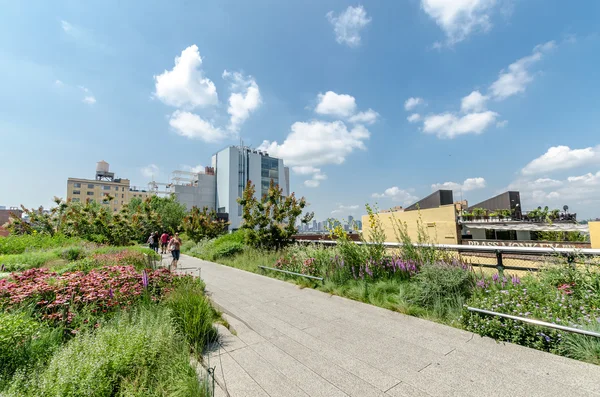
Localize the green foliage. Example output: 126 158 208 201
184 230 247 261
238 180 313 250
6 307 205 397
61 246 87 261
0 250 62 272
0 311 63 386
559 322 600 364
183 206 228 243
0 234 81 255
410 260 474 320
463 263 600 355
471 207 487 217
139 195 187 235
165 277 218 354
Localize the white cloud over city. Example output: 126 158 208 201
521 145 600 175
431 177 487 192
326 5 371 47
154 45 218 109
420 0 499 45
371 187 419 205
223 70 262 133
331 204 360 215
413 41 555 139
141 164 160 179
154 45 262 142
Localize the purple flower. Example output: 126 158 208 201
492 273 499 282
141 270 149 288
1 264 5 272
511 275 521 285
109 288 114 299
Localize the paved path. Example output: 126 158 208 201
176 254 600 397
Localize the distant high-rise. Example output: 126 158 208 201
212 146 289 230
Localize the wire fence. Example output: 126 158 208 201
295 239 600 277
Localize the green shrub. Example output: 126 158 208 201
186 230 248 261
61 246 87 261
559 322 600 364
0 250 61 272
165 277 218 353
410 260 474 319
464 266 600 353
0 234 81 255
0 311 62 386
6 307 205 396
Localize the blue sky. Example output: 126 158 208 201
1 0 600 221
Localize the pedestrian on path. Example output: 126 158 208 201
147 233 155 251
168 232 182 272
160 231 169 254
152 231 160 253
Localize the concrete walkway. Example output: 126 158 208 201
176 254 600 397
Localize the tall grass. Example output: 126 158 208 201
559 322 600 365
166 277 219 355
5 306 207 397
0 234 82 255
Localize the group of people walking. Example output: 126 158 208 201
147 231 182 271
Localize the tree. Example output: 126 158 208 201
127 195 186 235
237 180 313 250
182 206 229 242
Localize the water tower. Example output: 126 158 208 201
95 160 115 181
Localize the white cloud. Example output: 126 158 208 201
407 113 421 123
506 171 600 213
422 111 498 138
432 177 486 192
461 90 488 112
61 20 73 33
169 110 226 142
259 120 369 167
420 0 498 45
292 166 321 175
82 96 96 105
154 45 218 109
521 145 600 176
508 178 562 191
315 91 357 118
496 120 508 128
141 164 159 179
331 204 360 215
348 109 379 125
326 5 371 47
304 179 320 188
181 164 205 173
223 70 262 133
404 97 424 111
372 187 419 204
489 41 555 100
54 80 63 87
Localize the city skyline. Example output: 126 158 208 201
1 1 600 221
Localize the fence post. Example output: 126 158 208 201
495 250 504 277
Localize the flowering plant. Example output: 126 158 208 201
0 266 175 331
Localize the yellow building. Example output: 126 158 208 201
66 161 152 212
590 222 600 249
362 205 460 245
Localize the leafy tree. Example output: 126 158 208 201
182 206 229 243
237 180 313 250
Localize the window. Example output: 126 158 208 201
121 194 124 198
103 185 111 191
87 192 94 196
72 190 81 195
102 200 109 204
73 182 81 188
218 207 226 213
113 208 117 212
88 184 94 189
122 187 125 192
72 198 80 203
115 186 119 191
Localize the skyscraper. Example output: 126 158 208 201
212 146 290 230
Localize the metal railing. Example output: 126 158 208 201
295 239 600 275
258 266 324 281
466 306 600 338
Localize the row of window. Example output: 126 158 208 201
72 182 125 192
